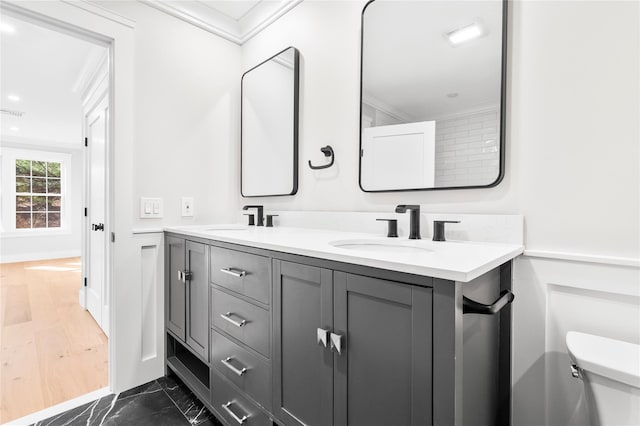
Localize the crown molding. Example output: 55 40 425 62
62 0 136 28
138 0 303 46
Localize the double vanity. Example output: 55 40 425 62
163 216 522 426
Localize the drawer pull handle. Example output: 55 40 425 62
220 312 247 328
222 357 248 376
222 401 249 424
220 268 247 278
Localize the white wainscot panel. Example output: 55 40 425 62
131 232 165 383
512 256 640 426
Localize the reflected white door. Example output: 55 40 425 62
86 96 109 336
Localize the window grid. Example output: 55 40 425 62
15 159 62 229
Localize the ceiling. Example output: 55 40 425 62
0 13 107 148
140 0 303 45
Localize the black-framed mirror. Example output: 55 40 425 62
359 0 507 192
241 46 299 197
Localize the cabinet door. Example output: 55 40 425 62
186 241 209 361
334 273 433 426
273 260 333 426
166 236 186 341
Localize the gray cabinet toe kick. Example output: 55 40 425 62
164 232 514 426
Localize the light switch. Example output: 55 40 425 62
140 197 163 219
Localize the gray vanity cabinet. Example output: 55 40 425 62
165 236 209 361
333 272 433 426
166 236 186 340
273 260 333 426
273 261 433 426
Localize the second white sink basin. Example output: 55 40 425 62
202 225 248 231
329 239 435 254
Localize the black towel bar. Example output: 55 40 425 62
463 290 514 315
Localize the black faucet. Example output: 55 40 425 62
242 205 264 226
395 205 421 239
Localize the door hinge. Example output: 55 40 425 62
111 232 115 243
84 137 88 147
84 277 87 287
84 207 87 217
360 149 364 157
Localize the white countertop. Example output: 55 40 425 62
164 225 523 282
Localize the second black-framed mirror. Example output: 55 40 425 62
359 0 507 192
241 46 300 197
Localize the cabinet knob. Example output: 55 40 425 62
330 332 344 355
317 328 329 348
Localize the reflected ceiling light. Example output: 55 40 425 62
0 23 15 33
7 94 20 102
10 126 20 132
446 22 484 45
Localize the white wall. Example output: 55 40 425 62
95 1 242 229
0 142 83 262
240 1 640 425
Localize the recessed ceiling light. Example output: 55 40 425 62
446 22 484 45
447 93 459 98
10 126 20 132
0 23 15 34
7 95 20 102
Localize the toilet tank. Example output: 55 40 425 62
566 332 640 426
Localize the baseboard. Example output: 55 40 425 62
0 250 81 264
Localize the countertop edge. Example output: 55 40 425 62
163 226 524 283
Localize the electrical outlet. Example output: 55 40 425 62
181 197 194 217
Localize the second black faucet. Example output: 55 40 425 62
395 205 421 239
242 205 264 226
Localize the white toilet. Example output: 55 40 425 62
566 331 640 426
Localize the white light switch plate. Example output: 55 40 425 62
181 197 194 217
140 197 163 219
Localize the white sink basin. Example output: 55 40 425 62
202 225 248 231
329 239 435 254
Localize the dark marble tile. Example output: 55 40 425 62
33 396 113 426
157 374 220 425
32 381 190 426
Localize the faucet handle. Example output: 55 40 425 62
243 213 255 226
433 220 460 242
266 215 279 228
376 219 398 238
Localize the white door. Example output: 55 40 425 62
85 95 109 336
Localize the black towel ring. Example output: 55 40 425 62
308 145 334 170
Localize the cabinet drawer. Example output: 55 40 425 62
211 330 271 411
212 288 270 357
212 371 271 426
210 246 271 305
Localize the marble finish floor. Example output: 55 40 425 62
31 374 222 426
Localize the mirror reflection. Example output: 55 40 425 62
242 47 299 197
360 0 506 191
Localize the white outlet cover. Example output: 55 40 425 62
182 197 194 217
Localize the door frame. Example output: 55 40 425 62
1 0 139 395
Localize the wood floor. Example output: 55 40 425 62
0 257 108 423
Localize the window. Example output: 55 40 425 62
15 159 62 229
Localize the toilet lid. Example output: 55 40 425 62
566 331 640 389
